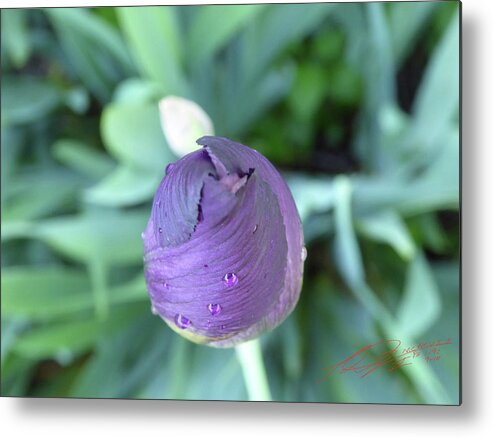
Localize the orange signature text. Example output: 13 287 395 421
318 338 452 382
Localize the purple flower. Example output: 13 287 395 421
142 136 305 347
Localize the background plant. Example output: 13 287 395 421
1 3 459 404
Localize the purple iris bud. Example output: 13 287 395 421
142 136 305 347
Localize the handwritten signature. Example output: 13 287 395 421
318 338 452 382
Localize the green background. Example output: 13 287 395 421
1 2 460 404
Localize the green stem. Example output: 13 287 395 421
235 339 272 401
88 260 108 320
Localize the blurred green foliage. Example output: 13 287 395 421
1 3 459 404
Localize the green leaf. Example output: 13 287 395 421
241 4 334 81
113 78 163 104
101 101 175 172
47 8 134 71
280 315 302 380
354 3 396 172
407 10 459 150
287 175 335 222
0 353 34 396
366 3 396 108
70 315 168 398
2 209 148 265
331 185 450 403
85 165 162 207
52 139 116 179
1 168 82 222
353 126 459 217
1 267 148 321
356 209 416 260
37 210 147 265
288 64 328 122
13 319 104 361
1 319 28 365
1 76 60 126
396 252 442 338
117 7 189 96
187 5 266 65
12 303 145 361
1 9 31 68
333 176 365 288
2 267 90 320
227 64 295 135
388 2 438 64
46 8 135 102
1 127 25 207
182 344 245 401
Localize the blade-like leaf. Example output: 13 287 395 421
2 209 148 265
12 303 145 361
187 5 266 65
52 139 116 179
46 8 135 102
1 9 31 68
388 2 439 64
356 209 416 260
396 252 442 338
101 101 175 172
407 10 459 150
84 165 162 207
2 267 147 320
117 7 189 96
1 76 60 126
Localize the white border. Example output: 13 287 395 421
2 0 493 435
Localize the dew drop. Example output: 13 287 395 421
208 303 222 316
158 227 163 234
175 314 191 329
301 246 308 262
151 305 158 315
222 272 238 287
253 224 258 234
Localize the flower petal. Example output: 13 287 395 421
143 136 305 347
151 150 214 247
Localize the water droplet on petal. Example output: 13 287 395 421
208 303 222 316
222 272 238 287
253 224 258 234
158 227 163 234
175 314 191 329
301 246 308 261
141 232 145 240
151 305 158 315
221 324 226 330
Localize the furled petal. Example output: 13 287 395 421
143 136 305 347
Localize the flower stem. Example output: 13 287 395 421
235 339 272 401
